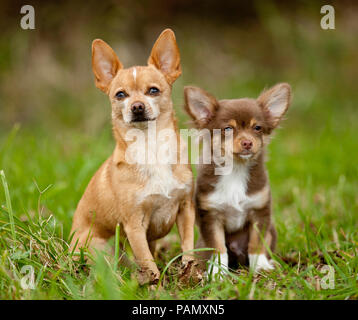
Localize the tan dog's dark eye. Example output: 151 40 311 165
148 87 160 95
115 91 127 99
254 125 262 131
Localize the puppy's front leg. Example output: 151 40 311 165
199 212 228 278
176 198 195 265
248 206 274 272
124 221 160 285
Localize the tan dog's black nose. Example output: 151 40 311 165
131 101 145 115
241 140 253 150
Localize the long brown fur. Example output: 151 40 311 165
184 84 291 274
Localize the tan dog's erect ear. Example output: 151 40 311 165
92 39 123 93
184 86 219 126
147 29 181 84
258 83 292 127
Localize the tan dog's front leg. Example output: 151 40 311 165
177 198 203 283
124 222 160 285
176 198 195 265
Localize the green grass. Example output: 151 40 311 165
0 104 357 299
1 1 358 300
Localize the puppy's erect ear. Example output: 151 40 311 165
258 83 291 127
92 39 123 93
184 86 218 126
148 29 181 84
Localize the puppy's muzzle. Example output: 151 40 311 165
241 140 253 150
131 101 148 122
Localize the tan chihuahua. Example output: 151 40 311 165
70 29 195 285
184 83 291 277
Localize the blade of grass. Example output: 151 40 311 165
0 170 16 241
114 223 120 272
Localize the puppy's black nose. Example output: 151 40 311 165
131 101 145 115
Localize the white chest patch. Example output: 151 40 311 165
138 164 186 203
206 162 269 233
208 163 249 211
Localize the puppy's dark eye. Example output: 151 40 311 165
224 126 233 133
148 87 160 95
115 91 127 99
254 125 262 131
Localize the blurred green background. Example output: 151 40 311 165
0 0 357 240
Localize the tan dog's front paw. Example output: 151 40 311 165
137 268 160 286
179 259 203 285
181 254 195 266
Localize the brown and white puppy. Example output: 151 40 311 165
70 29 195 285
184 83 291 276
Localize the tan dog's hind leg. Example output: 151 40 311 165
70 228 136 270
70 228 110 260
176 199 195 265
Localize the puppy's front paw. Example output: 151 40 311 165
137 268 160 286
207 252 229 281
249 254 275 272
